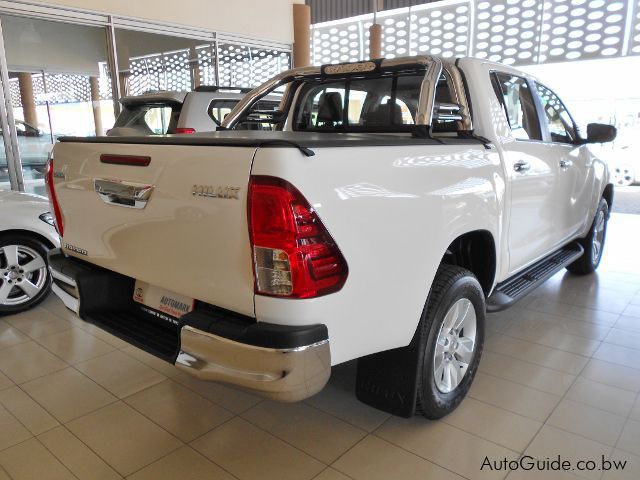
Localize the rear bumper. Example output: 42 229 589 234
176 327 330 402
48 249 331 402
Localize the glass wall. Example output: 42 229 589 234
115 29 204 96
116 29 292 96
0 7 292 197
0 126 10 192
1 15 115 196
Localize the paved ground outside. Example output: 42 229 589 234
612 186 640 215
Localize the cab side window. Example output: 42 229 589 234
534 83 577 144
491 73 542 141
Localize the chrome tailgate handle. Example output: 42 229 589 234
94 178 154 209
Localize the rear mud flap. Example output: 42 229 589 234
355 333 423 417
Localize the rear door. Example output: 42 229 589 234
51 140 256 316
491 72 565 274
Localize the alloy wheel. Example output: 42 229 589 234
433 298 477 394
592 210 606 265
0 244 48 306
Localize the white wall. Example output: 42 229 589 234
30 0 304 43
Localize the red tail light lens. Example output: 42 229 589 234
45 157 64 237
248 176 348 298
175 127 196 134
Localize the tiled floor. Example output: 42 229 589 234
1 213 640 480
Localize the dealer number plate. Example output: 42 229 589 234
133 281 194 319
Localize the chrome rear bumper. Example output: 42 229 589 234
48 248 331 402
176 326 331 402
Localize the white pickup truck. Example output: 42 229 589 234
46 56 616 418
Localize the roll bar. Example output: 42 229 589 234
221 56 472 132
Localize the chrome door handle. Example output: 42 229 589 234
94 178 154 209
513 160 530 173
559 159 573 169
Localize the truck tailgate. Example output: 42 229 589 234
51 141 256 317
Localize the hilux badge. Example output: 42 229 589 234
64 243 88 256
192 185 240 199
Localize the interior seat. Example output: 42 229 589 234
316 92 344 127
363 101 403 127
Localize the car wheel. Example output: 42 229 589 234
0 234 52 315
416 264 485 419
613 166 634 187
566 198 609 276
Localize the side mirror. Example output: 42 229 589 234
586 123 617 144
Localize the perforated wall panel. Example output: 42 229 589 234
311 0 640 66
410 1 470 57
473 0 543 65
217 43 252 87
129 49 192 95
628 0 640 54
312 17 369 65
540 0 629 62
379 9 411 58
196 45 217 86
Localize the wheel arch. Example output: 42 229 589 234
440 230 496 296
0 229 57 250
602 183 614 217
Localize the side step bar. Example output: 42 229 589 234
486 242 584 312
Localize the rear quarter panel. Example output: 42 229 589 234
251 143 505 364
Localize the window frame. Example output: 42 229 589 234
531 81 581 146
207 99 240 126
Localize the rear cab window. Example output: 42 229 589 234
113 103 181 135
291 70 459 135
293 73 423 132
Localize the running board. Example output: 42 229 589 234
486 242 584 312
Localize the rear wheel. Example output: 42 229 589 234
416 264 485 419
0 234 51 315
566 198 608 275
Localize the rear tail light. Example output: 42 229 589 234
45 157 64 236
175 127 196 134
248 176 348 298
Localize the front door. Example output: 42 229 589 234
533 82 594 242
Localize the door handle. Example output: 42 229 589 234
513 160 530 173
559 159 573 169
94 178 154 209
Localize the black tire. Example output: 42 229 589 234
0 234 52 315
416 264 485 419
566 198 609 275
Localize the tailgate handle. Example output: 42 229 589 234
94 179 154 209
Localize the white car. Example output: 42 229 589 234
47 56 615 418
108 86 281 136
0 190 59 314
610 145 638 186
